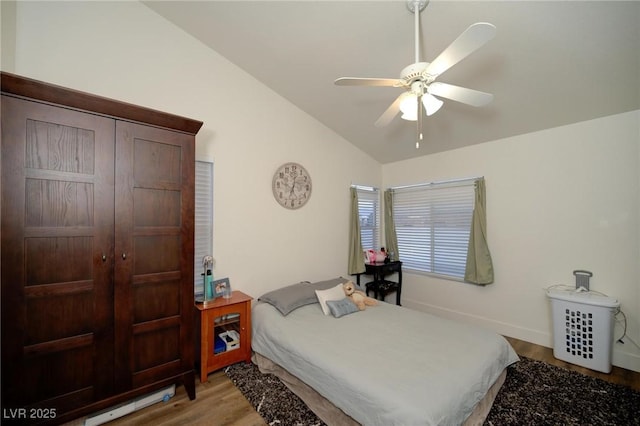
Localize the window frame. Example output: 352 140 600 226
391 179 475 281
354 185 380 252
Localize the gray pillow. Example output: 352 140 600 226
327 298 359 318
309 277 350 291
258 281 313 315
258 277 350 315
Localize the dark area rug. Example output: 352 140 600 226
225 357 640 426
485 358 639 426
224 362 326 426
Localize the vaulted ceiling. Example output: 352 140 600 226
144 1 640 164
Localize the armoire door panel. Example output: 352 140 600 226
133 326 181 371
133 279 181 323
1 95 116 409
25 236 93 285
133 138 182 188
25 118 96 174
133 235 181 274
20 345 94 400
25 291 94 344
134 188 181 227
25 179 94 227
114 121 194 390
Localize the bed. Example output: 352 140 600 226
252 278 519 426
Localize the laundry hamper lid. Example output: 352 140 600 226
546 288 619 308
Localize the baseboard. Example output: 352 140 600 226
403 300 640 373
612 339 640 372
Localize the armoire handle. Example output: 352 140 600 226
122 253 127 260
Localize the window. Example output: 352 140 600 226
194 161 213 295
392 180 474 279
355 186 380 251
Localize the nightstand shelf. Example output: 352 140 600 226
195 291 253 382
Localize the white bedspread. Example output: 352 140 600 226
252 301 519 426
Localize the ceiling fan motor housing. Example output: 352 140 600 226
401 62 435 86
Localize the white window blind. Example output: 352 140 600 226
392 181 474 279
194 161 213 295
356 186 380 251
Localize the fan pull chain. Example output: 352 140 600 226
416 94 424 148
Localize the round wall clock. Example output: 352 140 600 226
272 162 312 209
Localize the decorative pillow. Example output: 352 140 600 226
315 283 347 315
327 298 359 318
258 281 313 315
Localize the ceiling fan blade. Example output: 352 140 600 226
374 92 410 127
427 82 493 107
334 77 404 87
424 22 496 79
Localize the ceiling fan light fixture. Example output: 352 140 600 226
399 92 442 120
423 93 443 116
399 93 418 121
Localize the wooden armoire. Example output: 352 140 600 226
1 73 203 424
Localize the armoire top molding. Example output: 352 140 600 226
1 72 203 135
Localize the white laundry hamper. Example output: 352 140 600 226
546 288 619 373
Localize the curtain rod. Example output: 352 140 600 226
390 176 483 191
350 184 379 191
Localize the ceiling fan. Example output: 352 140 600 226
334 0 496 148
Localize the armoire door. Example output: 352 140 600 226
113 121 195 393
1 96 116 412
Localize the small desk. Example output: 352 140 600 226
355 261 402 306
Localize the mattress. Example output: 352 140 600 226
252 351 507 426
252 300 519 426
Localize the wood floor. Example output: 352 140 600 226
66 368 266 426
68 337 639 426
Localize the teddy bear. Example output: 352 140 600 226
342 281 378 310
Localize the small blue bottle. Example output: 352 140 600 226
205 269 214 300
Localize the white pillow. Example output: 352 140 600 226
315 283 346 315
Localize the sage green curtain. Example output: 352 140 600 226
348 187 365 274
465 178 494 285
384 190 399 261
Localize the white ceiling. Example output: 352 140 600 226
144 1 640 164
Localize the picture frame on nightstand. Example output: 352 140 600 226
213 277 231 298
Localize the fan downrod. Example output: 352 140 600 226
406 0 428 13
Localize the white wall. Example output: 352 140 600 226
383 111 640 371
4 1 381 299
0 1 17 72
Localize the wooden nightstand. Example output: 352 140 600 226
195 291 253 383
